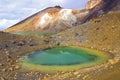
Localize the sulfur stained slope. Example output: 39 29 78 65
4 7 89 33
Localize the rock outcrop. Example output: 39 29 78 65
86 0 120 11
82 0 120 23
86 0 101 9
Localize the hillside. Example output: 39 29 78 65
4 0 120 34
1 0 120 80
50 11 120 80
0 11 120 80
4 7 89 33
58 12 120 53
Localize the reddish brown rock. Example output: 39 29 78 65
15 65 20 70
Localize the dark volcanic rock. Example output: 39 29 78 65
11 40 17 44
17 41 25 46
29 42 35 46
82 0 120 23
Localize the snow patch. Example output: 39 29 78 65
59 9 77 25
39 13 52 28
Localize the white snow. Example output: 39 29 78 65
59 9 77 25
39 13 52 28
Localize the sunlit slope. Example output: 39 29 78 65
4 7 62 33
4 7 89 33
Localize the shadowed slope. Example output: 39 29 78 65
82 0 120 23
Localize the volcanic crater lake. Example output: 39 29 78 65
20 46 110 72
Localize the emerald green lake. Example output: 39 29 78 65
27 47 97 65
20 46 110 72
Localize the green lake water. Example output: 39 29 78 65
11 32 53 37
20 46 110 72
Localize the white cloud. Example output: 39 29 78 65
0 19 20 30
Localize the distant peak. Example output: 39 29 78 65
54 5 62 9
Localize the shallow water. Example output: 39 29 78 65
20 46 110 72
27 47 97 65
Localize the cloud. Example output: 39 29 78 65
0 19 20 30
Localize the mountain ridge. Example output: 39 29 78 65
4 0 120 33
4 6 89 33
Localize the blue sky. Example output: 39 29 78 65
0 0 89 30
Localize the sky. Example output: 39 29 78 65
0 0 89 31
